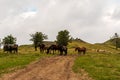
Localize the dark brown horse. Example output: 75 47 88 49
47 45 67 55
46 45 58 54
59 45 67 56
75 47 86 55
3 44 18 53
38 43 46 53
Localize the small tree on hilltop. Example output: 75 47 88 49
2 34 16 45
30 32 48 51
111 33 120 50
56 30 71 46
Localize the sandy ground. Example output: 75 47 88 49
0 55 93 80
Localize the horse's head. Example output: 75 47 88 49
62 46 67 51
75 47 80 51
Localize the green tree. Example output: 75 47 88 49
56 30 71 46
0 38 1 49
30 32 48 51
111 33 120 50
2 34 16 44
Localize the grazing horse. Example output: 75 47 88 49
47 45 67 55
38 44 45 53
75 47 86 55
46 45 58 54
59 45 67 56
3 44 18 53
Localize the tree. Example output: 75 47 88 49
2 34 16 45
56 30 71 46
0 38 1 49
111 33 120 50
30 32 48 51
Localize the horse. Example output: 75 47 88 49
47 45 67 55
46 44 58 54
75 47 86 55
3 44 18 53
38 43 46 53
59 45 67 56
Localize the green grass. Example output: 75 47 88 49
0 40 120 80
0 45 51 76
73 53 120 80
69 40 120 79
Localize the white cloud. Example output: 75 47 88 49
20 11 37 19
0 0 120 44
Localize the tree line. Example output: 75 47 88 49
0 30 72 48
1 30 120 50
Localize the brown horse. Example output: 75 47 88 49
75 47 86 55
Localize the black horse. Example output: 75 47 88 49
47 45 67 55
75 47 86 55
38 43 46 53
59 45 67 56
46 45 58 54
3 44 18 53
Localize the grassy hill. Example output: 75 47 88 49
69 39 120 54
104 38 120 46
0 40 120 80
71 40 120 80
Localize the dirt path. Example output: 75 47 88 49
0 55 93 80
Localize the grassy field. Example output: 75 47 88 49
0 45 50 76
73 53 120 80
70 40 120 80
0 41 120 80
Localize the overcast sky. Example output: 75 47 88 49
0 0 120 45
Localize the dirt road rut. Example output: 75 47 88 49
0 55 92 80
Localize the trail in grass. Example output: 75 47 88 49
0 55 93 80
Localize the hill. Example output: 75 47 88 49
1 39 120 80
104 39 114 45
104 38 120 45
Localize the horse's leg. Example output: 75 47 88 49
14 50 16 53
52 49 55 55
78 51 80 55
41 49 43 53
46 49 49 54
16 48 18 53
14 48 17 54
64 50 67 56
44 48 47 53
10 50 12 53
83 50 86 55
14 49 15 53
41 48 44 53
43 48 45 53
40 49 41 52
35 46 37 51
59 50 63 55
49 50 51 54
42 48 44 53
